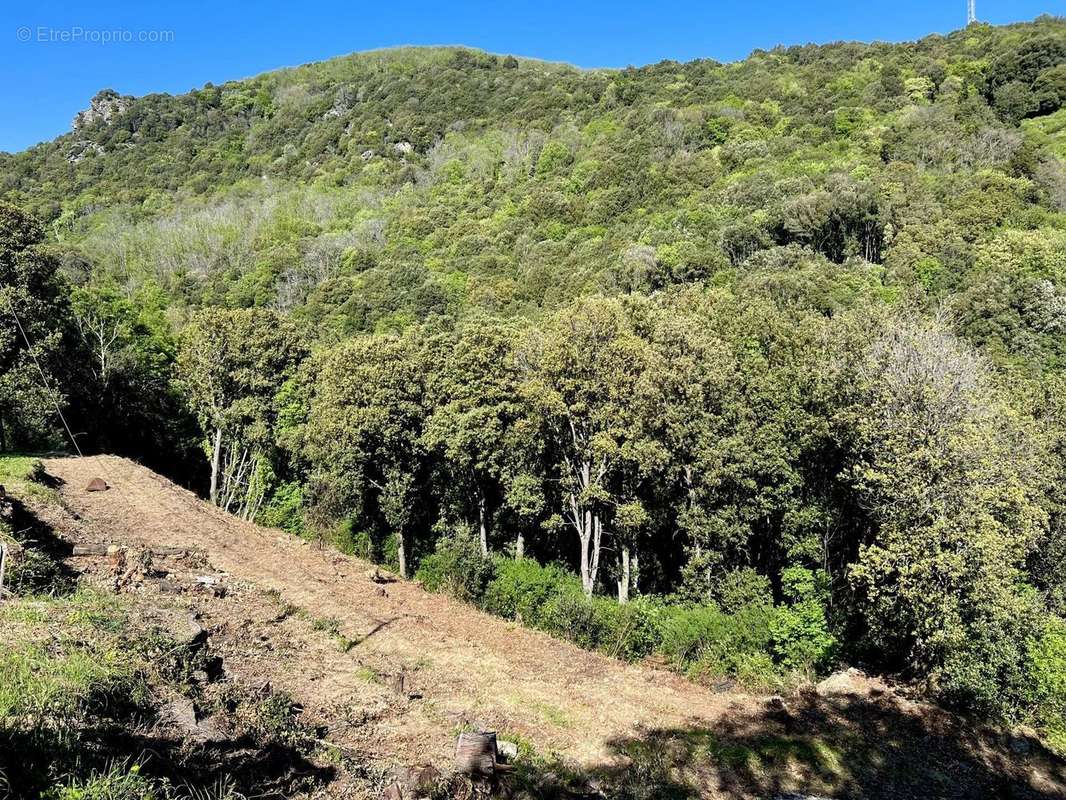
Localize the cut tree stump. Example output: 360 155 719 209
85 477 109 492
455 731 497 776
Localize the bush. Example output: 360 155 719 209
769 568 837 672
257 481 305 535
590 597 663 660
1029 615 1066 751
540 590 602 647
658 602 776 677
416 534 495 602
482 559 582 626
42 763 156 800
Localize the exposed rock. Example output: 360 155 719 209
72 89 132 131
816 667 867 697
497 739 519 761
367 566 395 583
1009 734 1033 755
85 477 109 492
177 613 208 648
767 695 787 711
381 784 403 800
66 140 104 165
361 149 375 161
393 141 414 155
323 86 355 119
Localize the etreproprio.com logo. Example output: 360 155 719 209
17 26 175 44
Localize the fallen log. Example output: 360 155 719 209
71 543 111 556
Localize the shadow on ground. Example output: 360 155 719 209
0 724 336 800
510 691 1066 800
2 491 79 595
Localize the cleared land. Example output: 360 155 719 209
28 454 1066 799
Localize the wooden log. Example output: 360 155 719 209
455 731 497 776
71 543 111 556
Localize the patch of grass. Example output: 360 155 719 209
511 699 571 729
0 589 145 725
354 666 380 684
0 455 59 506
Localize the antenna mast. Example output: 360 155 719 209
967 0 976 25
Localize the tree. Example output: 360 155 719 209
421 319 534 555
0 204 71 451
176 308 306 518
304 334 425 578
846 317 1047 711
523 297 665 597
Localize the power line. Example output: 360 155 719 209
2 297 83 457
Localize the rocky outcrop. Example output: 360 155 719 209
72 89 132 131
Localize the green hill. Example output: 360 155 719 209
1 19 1063 332
3 18 1066 776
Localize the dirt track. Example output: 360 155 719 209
46 455 738 767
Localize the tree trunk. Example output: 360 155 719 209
209 427 223 505
396 532 408 580
579 510 603 597
515 531 525 560
477 488 488 557
0 412 7 453
617 545 631 604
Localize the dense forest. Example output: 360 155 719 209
3 15 1066 748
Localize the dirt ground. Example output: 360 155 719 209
39 455 1066 799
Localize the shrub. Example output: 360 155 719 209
482 559 582 626
416 534 495 602
1029 615 1066 751
257 481 305 535
540 590 602 648
591 597 663 660
769 568 837 672
42 763 156 800
658 602 776 677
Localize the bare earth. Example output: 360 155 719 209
41 455 1066 799
46 455 737 764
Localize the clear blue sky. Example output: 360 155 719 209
1 0 1061 153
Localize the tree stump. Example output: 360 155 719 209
455 731 497 776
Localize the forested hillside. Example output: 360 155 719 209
3 15 1066 755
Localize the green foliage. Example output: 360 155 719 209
0 204 71 450
42 764 158 800
1029 616 1066 750
3 17 1066 737
770 568 837 672
482 558 583 626
415 532 496 601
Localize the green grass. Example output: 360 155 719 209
0 589 143 724
0 455 58 505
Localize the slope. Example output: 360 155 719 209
39 454 1066 799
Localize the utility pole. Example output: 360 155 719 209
967 0 976 25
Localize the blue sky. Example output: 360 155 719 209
1 0 1060 153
